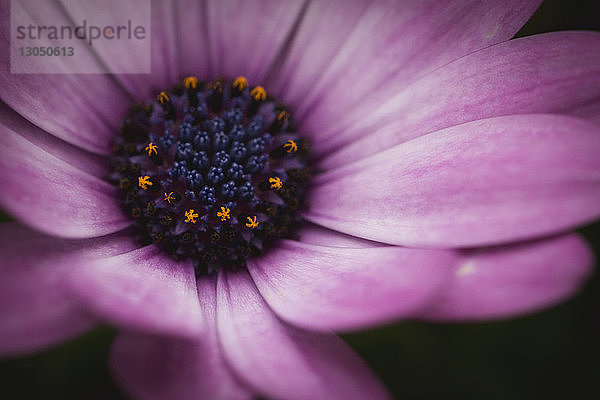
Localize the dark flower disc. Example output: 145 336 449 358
109 76 312 275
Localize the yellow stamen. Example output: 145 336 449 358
184 76 198 89
145 142 158 156
233 76 248 91
283 139 297 153
269 177 283 190
138 176 153 190
184 209 199 224
276 110 290 122
251 86 266 101
245 216 259 229
216 206 231 222
163 192 175 204
208 80 222 91
157 91 170 105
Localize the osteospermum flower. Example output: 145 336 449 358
1 0 600 398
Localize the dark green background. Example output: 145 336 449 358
1 0 599 398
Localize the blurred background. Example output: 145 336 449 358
1 0 599 398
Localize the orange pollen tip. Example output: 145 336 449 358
145 142 158 156
138 176 153 190
283 139 298 153
208 80 222 91
233 76 248 90
184 209 199 224
184 76 199 89
245 216 259 229
164 192 175 204
277 111 290 122
251 86 266 101
216 206 231 221
157 91 170 104
269 177 283 190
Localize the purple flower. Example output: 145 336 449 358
1 0 600 399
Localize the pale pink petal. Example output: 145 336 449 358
0 102 108 178
0 223 136 357
0 1 130 154
216 270 390 400
54 0 176 100
324 31 600 168
206 0 306 83
420 234 594 320
173 0 211 78
110 278 251 400
249 240 456 331
296 224 385 248
65 246 204 339
267 0 540 155
0 120 129 239
306 114 600 247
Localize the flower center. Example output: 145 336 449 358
110 77 311 275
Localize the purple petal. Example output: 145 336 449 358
0 121 129 239
173 0 211 79
324 31 600 169
216 271 390 400
267 0 540 153
0 223 136 357
0 2 130 154
206 0 306 83
296 224 386 248
248 240 455 332
110 278 251 400
420 234 593 321
65 245 204 339
52 0 176 100
0 102 108 178
306 114 600 247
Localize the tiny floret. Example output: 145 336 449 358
277 111 290 122
157 91 170 104
245 216 259 229
251 86 267 101
208 80 222 91
163 192 176 204
184 76 199 89
283 139 297 153
233 76 248 91
145 142 159 156
138 176 153 190
269 177 283 190
185 209 199 224
216 206 231 222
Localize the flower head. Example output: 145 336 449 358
111 76 310 273
1 1 599 399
